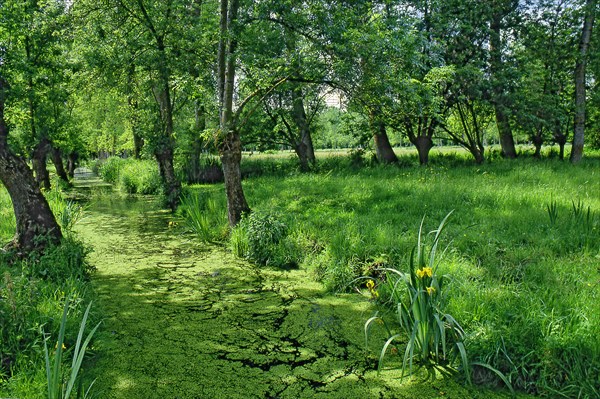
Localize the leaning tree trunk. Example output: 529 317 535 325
571 0 596 164
0 78 62 253
293 141 311 172
373 121 398 164
32 138 51 190
50 144 70 185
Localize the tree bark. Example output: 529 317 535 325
571 0 596 164
154 143 180 211
220 132 250 226
218 0 250 226
152 36 181 208
291 85 316 170
293 141 310 172
0 78 62 253
66 151 79 178
532 131 543 159
32 138 51 190
490 12 517 159
553 121 567 160
412 135 434 165
50 144 70 185
372 119 398 164
187 103 206 183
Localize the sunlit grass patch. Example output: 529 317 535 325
180 154 600 396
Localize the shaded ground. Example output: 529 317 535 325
73 170 525 399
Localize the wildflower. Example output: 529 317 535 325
366 279 375 290
416 267 433 278
55 342 67 350
426 286 436 295
371 290 379 299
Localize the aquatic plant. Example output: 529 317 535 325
43 298 100 399
365 212 471 381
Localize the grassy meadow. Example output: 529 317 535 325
0 149 598 398
182 151 600 397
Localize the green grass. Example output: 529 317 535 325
187 153 600 397
0 186 96 399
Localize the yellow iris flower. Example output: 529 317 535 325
426 286 436 295
416 267 433 278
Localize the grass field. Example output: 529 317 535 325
184 151 600 397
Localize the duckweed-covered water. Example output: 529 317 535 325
73 171 526 399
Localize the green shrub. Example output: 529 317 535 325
23 237 93 282
245 212 287 266
97 157 127 184
0 269 91 397
119 160 162 195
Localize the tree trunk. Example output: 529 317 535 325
154 144 181 211
373 121 398 164
553 122 567 160
132 131 144 159
0 78 62 253
187 103 206 183
66 152 79 178
50 144 70 185
571 0 596 164
293 141 311 172
472 147 485 164
220 132 250 226
496 108 517 158
152 36 181 209
291 85 316 170
32 138 51 190
490 13 518 159
532 132 543 159
218 0 249 226
412 135 434 165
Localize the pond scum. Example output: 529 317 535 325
74 195 528 399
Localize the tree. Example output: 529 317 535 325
571 0 596 163
489 0 519 159
75 0 191 209
0 1 63 252
217 0 250 226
